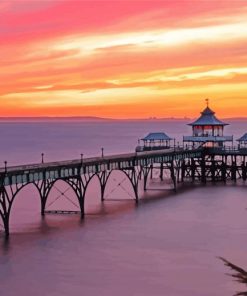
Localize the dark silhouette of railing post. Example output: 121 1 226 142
201 155 206 184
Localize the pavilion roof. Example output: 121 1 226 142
237 133 247 142
189 107 228 126
141 132 172 141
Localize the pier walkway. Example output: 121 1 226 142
0 148 201 236
1 146 247 237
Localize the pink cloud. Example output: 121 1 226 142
1 0 247 117
1 1 245 45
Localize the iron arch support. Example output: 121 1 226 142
42 176 87 219
0 181 44 237
142 165 152 191
95 171 112 201
65 172 106 217
120 167 142 203
65 176 87 219
0 186 11 237
36 179 55 216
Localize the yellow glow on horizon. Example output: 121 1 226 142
1 87 151 107
2 81 247 110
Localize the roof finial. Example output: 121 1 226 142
205 98 209 107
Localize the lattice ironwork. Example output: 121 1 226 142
0 148 215 237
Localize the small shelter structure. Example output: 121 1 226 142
136 132 173 152
183 99 233 148
237 133 247 148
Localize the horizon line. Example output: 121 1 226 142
0 116 247 121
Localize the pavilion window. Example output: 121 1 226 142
193 126 203 137
204 125 213 136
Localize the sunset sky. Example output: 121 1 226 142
1 0 247 118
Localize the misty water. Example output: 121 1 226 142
0 119 247 296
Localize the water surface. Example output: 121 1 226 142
0 120 246 296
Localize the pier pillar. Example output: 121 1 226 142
170 160 177 192
98 171 110 202
242 162 247 181
211 156 216 182
201 156 206 184
191 158 196 182
160 163 164 181
181 160 186 182
231 161 237 181
38 177 52 216
143 167 150 191
3 217 9 238
150 164 153 179
221 161 227 183
134 186 139 204
176 161 181 183
41 199 46 216
78 194 85 219
0 186 11 238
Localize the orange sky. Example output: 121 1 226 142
1 0 247 118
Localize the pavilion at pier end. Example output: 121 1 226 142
183 100 233 149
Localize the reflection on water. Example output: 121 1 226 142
1 183 247 296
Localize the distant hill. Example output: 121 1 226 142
224 117 247 121
0 116 115 122
0 116 188 122
0 116 246 122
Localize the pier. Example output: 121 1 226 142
1 146 247 237
0 148 201 237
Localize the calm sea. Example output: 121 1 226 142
0 119 247 296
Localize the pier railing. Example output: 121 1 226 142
0 148 202 185
0 147 204 237
1 145 247 237
205 146 247 155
